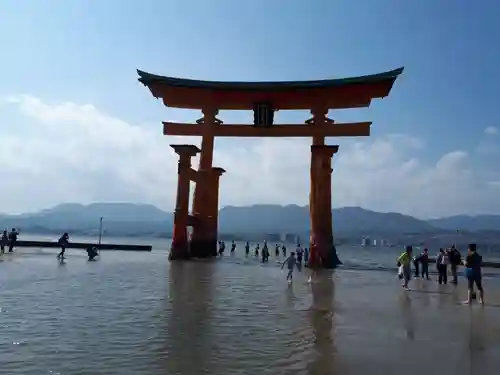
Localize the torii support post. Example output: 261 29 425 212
169 144 200 260
308 145 342 269
190 166 225 258
189 109 219 258
206 167 226 257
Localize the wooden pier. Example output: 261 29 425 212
12 240 152 252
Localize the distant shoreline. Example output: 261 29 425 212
10 229 500 252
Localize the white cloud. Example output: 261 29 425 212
0 94 499 218
484 126 499 136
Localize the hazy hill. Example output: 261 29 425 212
218 205 436 235
428 214 500 232
1 203 172 236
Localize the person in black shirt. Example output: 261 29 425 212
244 242 250 256
413 254 420 277
57 232 69 260
1 230 8 255
86 246 99 261
463 243 484 305
8 228 19 253
448 245 461 284
417 248 430 280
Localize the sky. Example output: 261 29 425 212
0 0 500 218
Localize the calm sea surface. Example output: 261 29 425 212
1 234 500 374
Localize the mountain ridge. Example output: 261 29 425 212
0 202 498 236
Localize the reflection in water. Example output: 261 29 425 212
419 280 431 308
399 293 415 340
468 307 485 356
450 286 461 305
3 247 500 374
437 284 448 309
307 272 337 374
286 283 295 308
163 262 215 375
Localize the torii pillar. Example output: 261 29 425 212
308 145 342 269
205 167 226 256
169 144 200 260
189 108 220 258
190 166 225 258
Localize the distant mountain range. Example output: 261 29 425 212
0 203 498 238
427 215 500 232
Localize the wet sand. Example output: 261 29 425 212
1 248 499 374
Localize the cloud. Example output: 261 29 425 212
1 94 499 218
484 126 499 136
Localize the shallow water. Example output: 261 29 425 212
1 238 500 374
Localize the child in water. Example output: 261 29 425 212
281 252 300 283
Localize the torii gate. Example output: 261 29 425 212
138 67 403 269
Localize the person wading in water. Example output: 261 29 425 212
1 230 8 255
418 248 430 280
463 243 484 305
8 228 20 253
86 245 99 261
397 245 413 290
437 248 449 284
296 244 303 265
57 232 69 260
281 252 300 283
245 242 250 256
448 245 462 285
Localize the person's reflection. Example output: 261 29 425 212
467 308 500 373
306 271 337 375
468 308 486 355
419 279 431 308
286 283 296 308
155 262 215 375
450 285 462 305
436 284 448 309
399 293 416 340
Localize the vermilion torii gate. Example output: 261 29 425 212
138 67 403 269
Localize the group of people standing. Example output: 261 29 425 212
217 240 310 283
410 245 462 284
218 240 310 266
397 243 484 305
0 228 20 255
243 241 309 266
